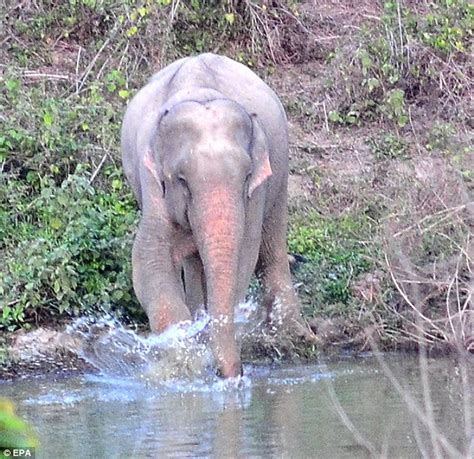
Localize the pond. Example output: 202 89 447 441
2 313 472 458
2 350 471 458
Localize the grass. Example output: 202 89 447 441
288 212 373 312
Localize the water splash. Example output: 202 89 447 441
61 300 261 385
62 314 211 382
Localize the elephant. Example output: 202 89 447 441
121 53 304 378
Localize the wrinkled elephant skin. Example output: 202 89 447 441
121 53 301 378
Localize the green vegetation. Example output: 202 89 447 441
288 213 372 311
1 168 138 330
366 133 410 160
326 0 472 126
0 398 38 452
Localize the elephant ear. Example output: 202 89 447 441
248 115 273 198
143 148 165 197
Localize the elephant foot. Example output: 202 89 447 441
269 315 317 344
216 362 243 379
267 298 317 344
287 317 318 343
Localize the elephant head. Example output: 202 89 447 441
144 97 272 377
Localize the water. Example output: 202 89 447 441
1 312 473 458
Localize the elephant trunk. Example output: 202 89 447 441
191 186 244 378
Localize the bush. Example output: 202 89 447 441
0 167 139 331
0 398 38 451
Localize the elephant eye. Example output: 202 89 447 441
244 171 252 198
245 170 252 186
177 175 190 194
161 181 166 196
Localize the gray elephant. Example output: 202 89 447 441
121 53 303 378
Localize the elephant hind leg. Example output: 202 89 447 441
257 220 316 342
257 246 317 342
183 254 207 318
257 243 300 329
257 199 301 330
257 226 300 321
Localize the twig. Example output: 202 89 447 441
396 0 404 72
383 304 446 345
369 338 464 458
75 46 82 95
89 153 109 185
5 299 20 307
159 0 182 65
322 101 330 132
392 205 467 238
77 27 118 93
437 233 472 264
418 329 443 458
22 73 75 82
385 254 449 341
412 419 430 459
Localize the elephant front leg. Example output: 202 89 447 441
132 219 191 332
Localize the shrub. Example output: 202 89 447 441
0 167 139 331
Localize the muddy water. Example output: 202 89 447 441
2 353 472 458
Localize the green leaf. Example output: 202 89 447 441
366 78 380 92
43 112 53 127
346 111 359 124
118 89 129 99
357 49 372 76
387 89 405 110
328 111 343 123
224 13 235 25
6 79 20 92
126 26 138 37
50 218 62 230
112 179 122 190
397 114 408 127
